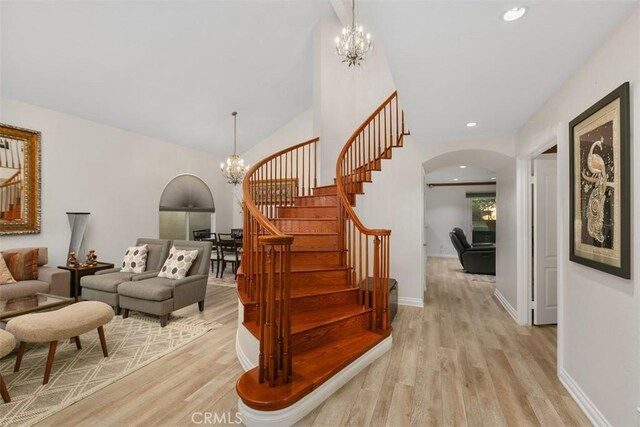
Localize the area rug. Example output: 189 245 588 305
0 313 220 427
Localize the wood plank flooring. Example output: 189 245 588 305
36 259 589 426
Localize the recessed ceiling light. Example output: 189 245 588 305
466 122 477 128
502 7 527 22
460 165 467 169
491 177 497 180
453 178 459 182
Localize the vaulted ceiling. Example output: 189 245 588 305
1 1 636 155
0 1 332 154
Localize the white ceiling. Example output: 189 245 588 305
1 1 636 156
364 0 637 145
425 166 496 184
0 1 333 155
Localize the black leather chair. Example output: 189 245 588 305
449 228 496 275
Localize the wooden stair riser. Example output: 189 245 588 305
290 251 343 268
291 234 339 249
242 289 360 323
313 185 337 196
295 195 337 207
277 206 337 219
269 218 337 233
291 310 371 355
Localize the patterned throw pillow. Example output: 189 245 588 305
0 255 16 285
2 249 39 281
158 247 199 280
120 244 148 273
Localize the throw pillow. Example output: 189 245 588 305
120 244 148 273
158 247 199 280
0 255 16 285
2 249 39 281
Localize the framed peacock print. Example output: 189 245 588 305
569 82 630 279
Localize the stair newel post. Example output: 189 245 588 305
283 242 292 383
277 244 284 373
382 235 389 331
372 236 380 330
258 243 267 384
264 243 277 386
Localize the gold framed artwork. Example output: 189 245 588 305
251 178 298 205
0 124 41 235
569 82 630 279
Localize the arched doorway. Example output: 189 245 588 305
158 174 215 240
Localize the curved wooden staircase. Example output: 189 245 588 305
236 92 408 416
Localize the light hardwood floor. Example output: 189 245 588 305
38 258 589 426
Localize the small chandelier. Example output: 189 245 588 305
220 112 249 186
335 0 372 67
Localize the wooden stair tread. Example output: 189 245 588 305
290 286 356 298
236 330 385 411
290 304 370 335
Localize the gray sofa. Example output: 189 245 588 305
119 240 212 327
0 247 70 299
81 238 170 314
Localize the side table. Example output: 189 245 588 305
57 262 115 302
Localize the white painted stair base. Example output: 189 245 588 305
235 318 392 427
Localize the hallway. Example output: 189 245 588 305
297 257 590 426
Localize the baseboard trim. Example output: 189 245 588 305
493 289 518 322
238 335 392 427
236 299 258 371
398 297 424 308
426 253 458 259
559 368 611 427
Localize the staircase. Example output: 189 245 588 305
236 92 408 418
0 172 22 220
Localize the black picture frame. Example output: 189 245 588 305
569 82 630 279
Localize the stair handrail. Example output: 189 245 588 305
0 171 22 216
241 136 319 387
335 91 408 332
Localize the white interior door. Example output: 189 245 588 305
533 154 558 325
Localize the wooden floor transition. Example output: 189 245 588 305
37 258 589 426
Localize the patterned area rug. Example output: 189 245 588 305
207 274 237 288
0 313 219 427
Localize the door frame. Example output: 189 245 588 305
515 121 566 373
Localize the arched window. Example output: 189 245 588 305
158 174 215 240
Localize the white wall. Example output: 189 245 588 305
516 8 639 425
424 184 496 257
494 162 518 309
0 98 233 266
312 16 396 185
232 109 315 228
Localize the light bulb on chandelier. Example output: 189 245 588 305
335 0 372 67
220 112 249 186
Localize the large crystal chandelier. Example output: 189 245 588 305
335 0 372 67
220 112 249 186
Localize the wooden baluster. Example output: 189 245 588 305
278 245 284 372
307 143 311 197
283 245 292 382
395 96 399 146
358 229 363 292
365 235 369 307
372 236 379 330
258 245 266 383
267 245 277 386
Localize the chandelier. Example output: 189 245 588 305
335 0 372 67
220 112 249 186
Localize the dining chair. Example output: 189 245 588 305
206 233 224 277
193 229 213 241
218 233 240 280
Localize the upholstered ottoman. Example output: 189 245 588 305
0 330 16 403
6 301 114 385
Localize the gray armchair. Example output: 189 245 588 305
81 238 170 313
119 240 212 327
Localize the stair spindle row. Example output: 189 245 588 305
336 92 408 332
